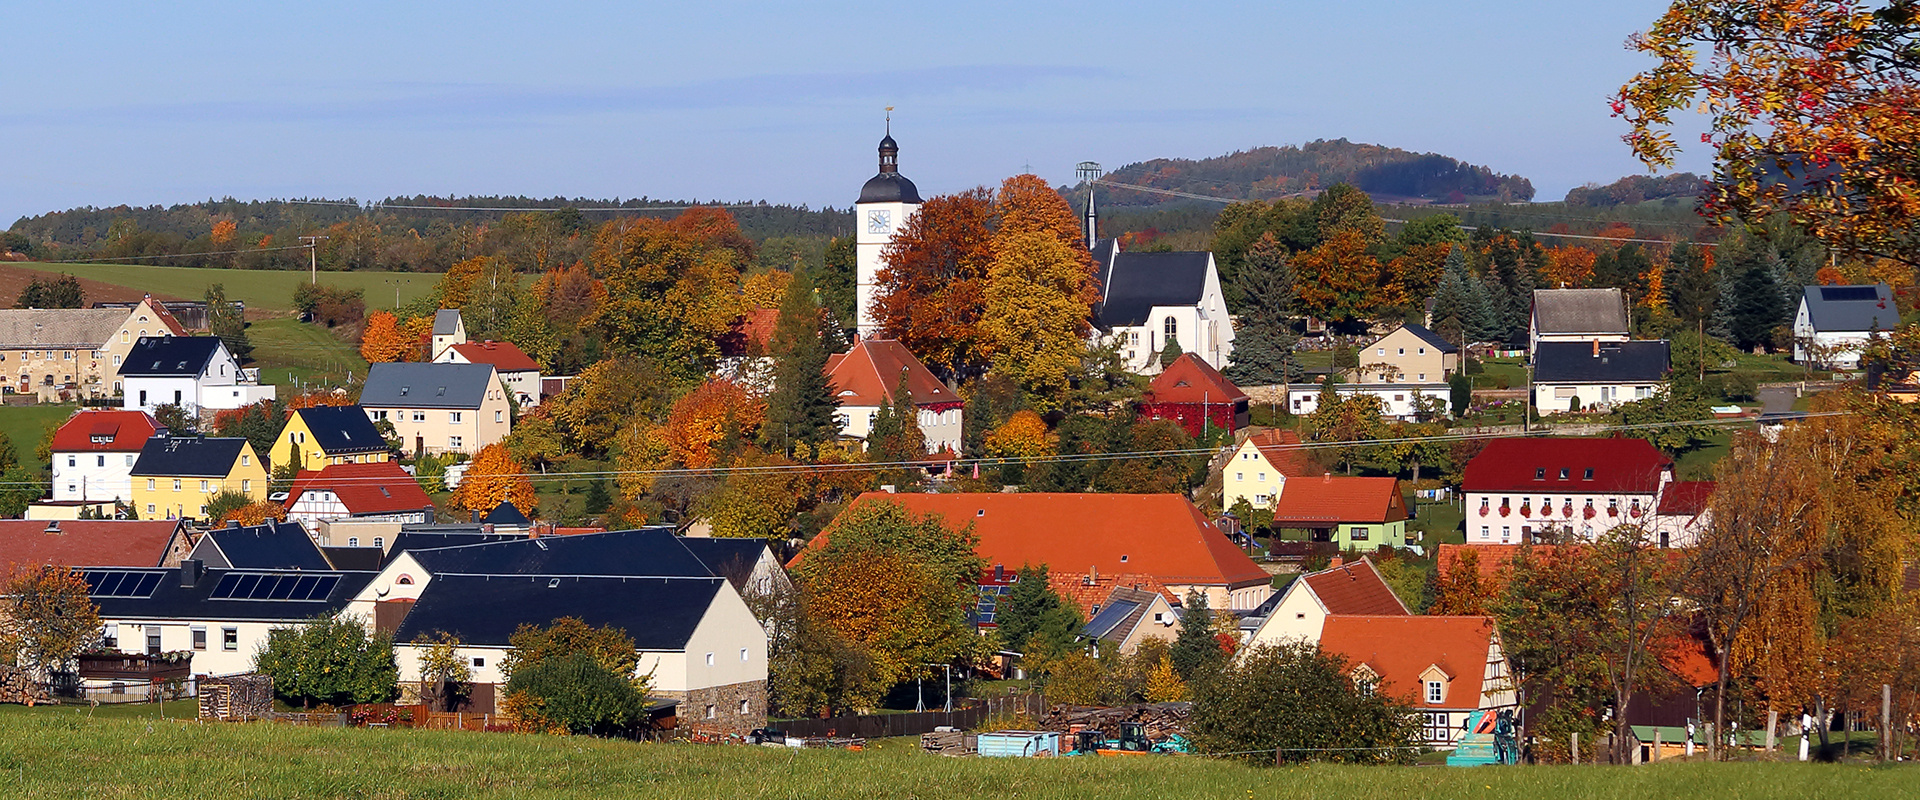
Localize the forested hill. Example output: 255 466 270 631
1084 139 1536 206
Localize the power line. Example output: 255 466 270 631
44 244 315 264
281 199 763 213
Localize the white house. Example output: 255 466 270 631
1531 340 1670 414
283 462 436 526
430 309 466 361
854 129 923 341
1283 382 1450 421
1461 437 1676 545
824 338 963 454
1648 480 1714 549
1091 239 1236 374
1793 284 1896 368
1240 557 1409 650
435 340 542 408
48 409 164 502
118 336 274 416
1530 288 1629 356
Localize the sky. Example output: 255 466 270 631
0 1 1713 225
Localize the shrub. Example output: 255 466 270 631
254 614 399 709
504 651 645 736
1189 641 1423 764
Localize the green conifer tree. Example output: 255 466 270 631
760 272 841 460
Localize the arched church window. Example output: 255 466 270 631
1163 317 1178 339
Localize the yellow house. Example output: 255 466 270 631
269 405 393 472
130 434 268 521
1349 324 1460 384
1222 428 1312 512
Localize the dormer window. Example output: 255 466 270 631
1558 468 1569 480
1583 468 1595 480
1426 680 1444 704
1534 468 1546 480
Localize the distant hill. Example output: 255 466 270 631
1563 173 1705 207
1081 139 1535 207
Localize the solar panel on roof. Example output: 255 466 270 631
210 573 242 596
232 574 262 598
291 575 321 600
94 572 125 596
266 575 298 599
305 576 341 600
1820 286 1880 301
131 573 163 597
83 570 166 598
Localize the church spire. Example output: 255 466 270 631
878 107 898 174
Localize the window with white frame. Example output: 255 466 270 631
1426 680 1444 704
449 411 463 424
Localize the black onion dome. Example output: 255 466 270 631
859 172 922 204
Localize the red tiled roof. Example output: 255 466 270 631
448 341 539 372
1245 428 1312 478
1436 543 1530 582
1318 615 1499 708
50 409 163 453
1461 437 1671 494
1142 353 1248 405
1272 475 1406 526
285 462 434 516
798 492 1270 588
1657 481 1714 516
824 339 957 408
1300 558 1409 615
1660 629 1719 687
0 520 183 576
1047 572 1177 618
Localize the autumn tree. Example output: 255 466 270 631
448 443 536 516
220 500 289 526
436 256 490 309
1292 230 1385 323
698 449 804 542
1541 245 1598 289
663 379 765 470
414 632 474 712
547 358 679 456
1430 547 1490 616
759 271 840 460
1619 0 1920 265
984 408 1053 468
360 311 415 363
587 208 750 381
872 189 997 378
1304 386 1387 474
1 566 101 683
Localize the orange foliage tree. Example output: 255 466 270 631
359 312 413 363
1291 230 1385 322
437 256 490 309
662 379 766 470
1542 245 1598 288
221 500 289 526
449 443 536 516
984 409 1054 465
872 189 997 377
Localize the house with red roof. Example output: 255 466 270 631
1316 615 1518 748
284 461 435 525
1242 557 1408 648
1270 474 1410 551
436 340 542 407
824 339 962 454
1462 437 1674 545
0 519 190 578
1221 428 1312 512
1649 480 1714 548
714 307 782 392
800 492 1275 611
1138 353 1249 437
48 409 165 502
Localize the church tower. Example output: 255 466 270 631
854 123 921 341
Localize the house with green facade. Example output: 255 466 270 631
1271 475 1409 551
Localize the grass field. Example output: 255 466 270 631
0 404 76 467
0 712 1909 800
247 318 372 391
11 262 437 313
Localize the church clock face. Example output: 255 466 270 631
867 209 892 234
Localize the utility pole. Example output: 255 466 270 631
299 235 330 284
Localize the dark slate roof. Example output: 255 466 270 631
382 531 527 565
1095 250 1212 328
858 172 922 204
320 546 385 571
433 309 463 336
197 521 330 571
1532 289 1628 336
1399 323 1458 354
676 537 772 588
1533 341 1671 384
482 502 531 526
84 566 374 622
292 406 388 455
130 435 248 478
360 363 495 409
393 574 726 650
117 336 222 377
406 528 715 578
1800 284 1897 332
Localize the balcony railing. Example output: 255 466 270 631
76 652 192 682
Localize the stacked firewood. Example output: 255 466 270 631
920 729 977 756
0 666 51 705
1039 702 1193 739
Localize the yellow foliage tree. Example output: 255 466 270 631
985 409 1054 465
220 500 288 526
1143 653 1186 702
438 256 490 309
449 443 536 516
662 379 765 470
740 270 793 311
700 449 803 542
981 231 1095 409
613 417 669 501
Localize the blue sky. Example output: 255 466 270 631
1 1 1710 224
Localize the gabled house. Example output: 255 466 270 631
1530 288 1629 356
1090 239 1236 374
1081 585 1182 655
1270 475 1410 551
1318 615 1517 748
800 492 1274 611
0 519 189 576
825 339 961 454
1242 557 1409 649
48 409 164 502
1283 380 1450 421
1351 324 1460 384
0 297 185 402
676 536 794 602
1462 437 1674 544
360 362 511 456
82 560 375 679
185 520 330 571
1138 353 1250 437
348 527 721 615
128 434 268 522
1532 340 1670 414
436 340 542 408
1793 284 1896 368
1221 428 1312 512
430 309 465 360
270 405 392 471
118 335 274 416
283 462 435 526
1649 480 1714 549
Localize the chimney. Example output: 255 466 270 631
1592 339 1600 357
471 510 482 523
1090 565 1099 583
1328 555 1344 570
179 559 204 588
993 564 1005 582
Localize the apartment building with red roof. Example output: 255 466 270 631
1137 352 1249 436
1243 557 1407 648
801 492 1274 611
49 408 165 502
435 340 543 407
0 519 190 578
1317 615 1517 748
284 461 435 525
824 339 962 454
1462 437 1674 545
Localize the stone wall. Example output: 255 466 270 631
659 679 767 735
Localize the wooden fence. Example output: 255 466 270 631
775 694 1046 739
